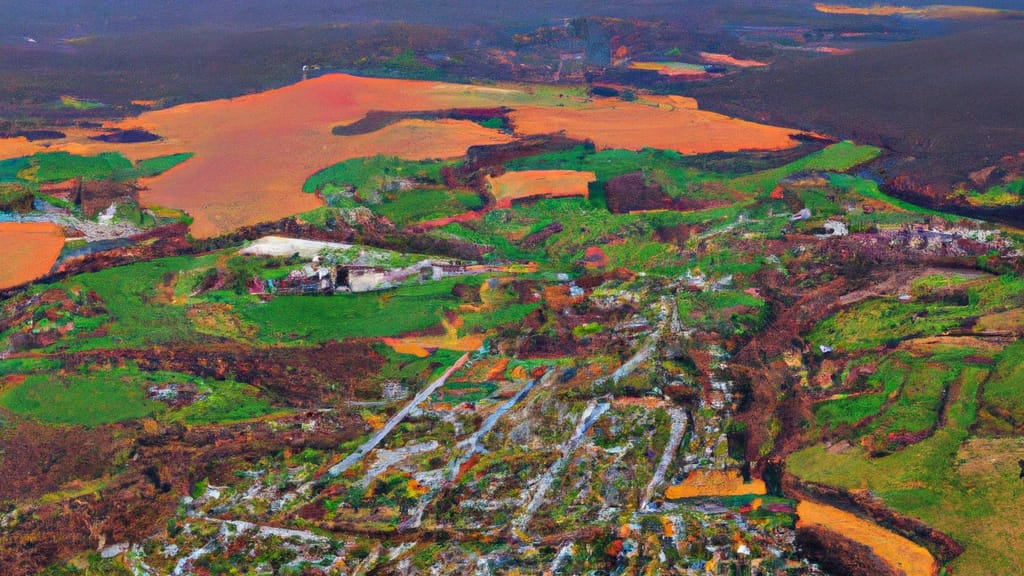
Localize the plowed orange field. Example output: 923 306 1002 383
488 170 595 208
665 469 767 499
1 74 805 238
509 97 800 155
0 222 64 289
796 500 937 576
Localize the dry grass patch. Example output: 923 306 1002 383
814 3 1020 19
699 52 767 67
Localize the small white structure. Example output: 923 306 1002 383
791 208 812 221
98 203 117 224
818 220 849 238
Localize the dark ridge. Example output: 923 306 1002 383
461 134 587 173
331 107 510 136
796 525 900 576
589 85 620 97
0 129 65 140
690 21 1024 196
604 171 733 214
89 128 160 143
520 222 564 249
57 238 135 260
673 138 834 174
605 172 673 213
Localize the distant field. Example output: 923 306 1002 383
0 222 64 289
0 73 810 238
509 94 803 156
813 3 1020 19
692 22 1024 198
123 74 529 237
0 73 802 239
0 151 194 187
629 61 707 77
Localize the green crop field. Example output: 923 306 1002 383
0 157 31 183
302 155 448 194
980 338 1024 424
0 362 277 428
864 359 957 448
677 288 769 336
966 179 1024 207
372 187 481 227
237 276 482 344
2 151 195 188
168 378 278 425
829 173 958 222
58 96 104 110
810 274 1024 352
790 361 1024 576
134 152 195 177
728 141 881 197
0 366 164 427
460 302 540 334
27 151 135 183
62 253 223 350
813 356 908 430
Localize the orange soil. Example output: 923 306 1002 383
665 469 766 499
699 52 768 67
0 126 191 163
488 170 595 209
0 222 65 289
381 333 485 357
662 516 676 538
509 99 801 155
0 137 50 160
814 3 1015 19
508 365 529 380
582 246 609 270
543 284 585 310
796 500 938 576
70 75 520 238
2 74 804 238
406 209 483 232
138 116 509 238
487 358 510 381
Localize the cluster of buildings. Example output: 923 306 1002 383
249 257 505 296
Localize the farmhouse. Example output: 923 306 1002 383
265 259 507 296
240 237 519 296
